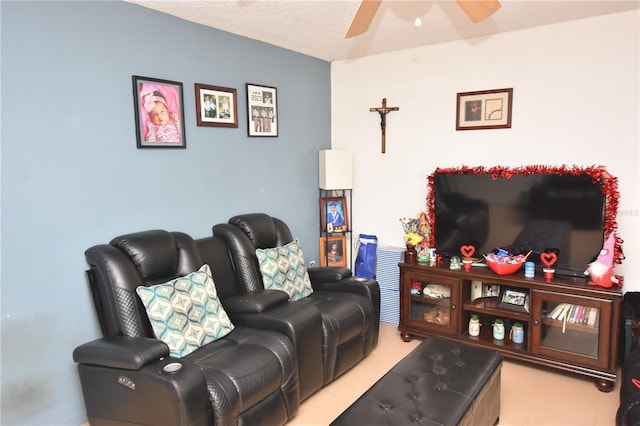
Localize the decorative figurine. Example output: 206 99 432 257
460 245 475 271
584 233 620 288
541 252 558 282
449 256 462 270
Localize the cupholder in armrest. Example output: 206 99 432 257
162 362 184 375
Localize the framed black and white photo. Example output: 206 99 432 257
132 75 186 148
246 83 278 137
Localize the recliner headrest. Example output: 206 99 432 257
228 213 278 249
110 230 178 281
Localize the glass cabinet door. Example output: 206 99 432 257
531 290 611 369
402 272 458 336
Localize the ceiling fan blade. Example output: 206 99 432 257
345 0 382 39
455 0 501 23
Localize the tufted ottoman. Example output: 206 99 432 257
331 336 502 426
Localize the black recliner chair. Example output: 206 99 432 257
73 230 299 426
213 213 380 400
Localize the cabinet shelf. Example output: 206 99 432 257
460 326 529 353
410 295 451 307
399 262 622 392
541 318 599 335
464 297 530 322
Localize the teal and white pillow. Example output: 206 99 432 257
136 264 234 358
256 239 313 301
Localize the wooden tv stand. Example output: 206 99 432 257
398 262 622 392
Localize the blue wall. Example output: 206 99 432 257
0 1 331 424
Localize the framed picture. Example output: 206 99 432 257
246 83 278 137
456 88 513 131
498 287 530 312
132 75 186 148
320 196 349 233
194 83 238 127
320 236 347 267
483 284 500 298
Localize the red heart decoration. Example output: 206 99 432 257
540 252 557 268
460 245 475 258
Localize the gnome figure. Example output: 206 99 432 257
584 233 619 288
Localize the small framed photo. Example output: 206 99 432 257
194 83 238 128
483 284 500 297
498 287 530 312
246 83 278 137
320 196 349 233
320 236 347 267
132 75 186 148
456 88 513 131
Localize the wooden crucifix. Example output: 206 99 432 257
370 98 399 153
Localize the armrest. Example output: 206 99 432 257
222 290 290 314
75 343 211 425
307 266 351 283
73 336 169 370
311 275 379 298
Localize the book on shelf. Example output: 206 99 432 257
546 303 599 328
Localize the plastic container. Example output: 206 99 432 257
524 261 535 278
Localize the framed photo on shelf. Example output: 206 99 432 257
194 83 238 127
320 235 347 267
456 88 513 131
246 83 278 137
132 75 186 148
482 284 500 298
320 196 348 233
498 287 530 312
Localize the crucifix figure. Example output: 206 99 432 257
370 98 399 153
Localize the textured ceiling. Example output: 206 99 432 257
126 0 640 62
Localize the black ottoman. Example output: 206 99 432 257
331 336 502 426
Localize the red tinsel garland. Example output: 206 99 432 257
425 164 624 265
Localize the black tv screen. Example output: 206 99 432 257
432 171 606 277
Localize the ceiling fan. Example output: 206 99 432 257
345 0 502 38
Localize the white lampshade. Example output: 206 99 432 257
319 150 353 189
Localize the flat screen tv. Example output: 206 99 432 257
427 165 623 278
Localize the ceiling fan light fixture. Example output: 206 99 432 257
346 0 502 39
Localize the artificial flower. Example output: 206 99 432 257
404 232 423 247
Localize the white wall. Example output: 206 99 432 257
331 11 639 291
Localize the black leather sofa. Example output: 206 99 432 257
213 213 380 400
73 216 380 425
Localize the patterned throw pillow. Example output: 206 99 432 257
256 239 313 301
136 264 234 358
